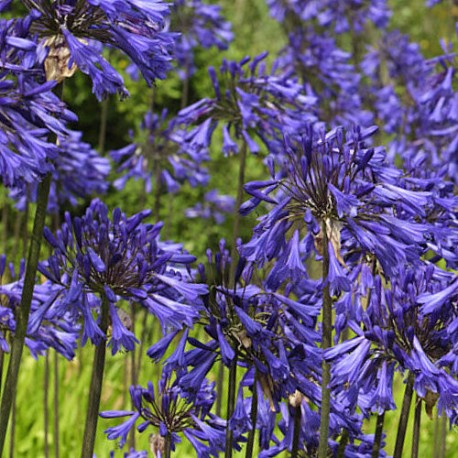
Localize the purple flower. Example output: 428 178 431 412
17 0 176 99
38 199 207 352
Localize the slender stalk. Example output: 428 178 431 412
164 434 172 458
218 140 248 419
291 404 302 457
0 350 3 396
439 413 447 458
371 412 385 458
81 295 109 458
393 372 415 458
0 172 53 454
8 397 15 458
44 352 50 458
225 356 238 458
337 430 349 458
245 372 258 458
433 409 440 458
317 221 332 458
216 363 225 417
53 350 60 458
411 395 422 458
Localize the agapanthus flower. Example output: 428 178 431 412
171 0 233 78
101 371 225 457
0 14 76 187
177 53 317 156
36 199 207 354
242 125 434 281
10 130 110 213
15 0 176 99
150 241 372 454
111 109 209 196
0 256 79 359
325 264 458 420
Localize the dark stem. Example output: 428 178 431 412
54 351 60 458
393 372 415 458
371 412 385 458
337 429 349 458
164 433 172 458
411 395 422 458
215 363 224 417
245 371 258 458
0 172 53 454
80 295 109 458
291 404 302 457
318 220 332 458
224 356 238 458
44 352 50 458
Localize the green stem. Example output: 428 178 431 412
9 396 15 458
411 395 422 458
439 413 447 458
291 404 302 457
393 372 415 458
371 412 385 458
80 295 109 458
44 352 50 458
433 409 440 458
0 172 52 454
54 351 60 458
225 356 238 458
245 372 258 458
318 221 332 458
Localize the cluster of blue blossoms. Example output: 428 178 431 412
1 0 458 457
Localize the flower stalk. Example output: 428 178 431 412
245 371 258 458
318 220 332 458
411 395 422 458
81 295 109 458
393 372 415 458
0 171 53 454
371 412 385 458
